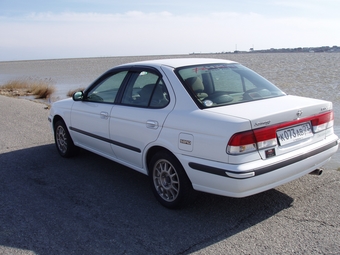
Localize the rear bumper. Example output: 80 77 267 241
180 135 339 198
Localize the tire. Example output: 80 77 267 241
149 151 193 209
54 120 78 158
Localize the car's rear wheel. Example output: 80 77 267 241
149 151 192 209
54 120 77 157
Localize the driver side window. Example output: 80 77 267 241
87 71 128 103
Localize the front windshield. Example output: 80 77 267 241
176 63 286 108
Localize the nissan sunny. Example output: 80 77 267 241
48 58 339 208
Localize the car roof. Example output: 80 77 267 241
119 58 238 69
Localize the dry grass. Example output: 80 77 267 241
67 88 85 97
0 78 55 99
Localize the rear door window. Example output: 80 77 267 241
121 70 169 108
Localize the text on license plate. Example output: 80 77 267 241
277 122 313 146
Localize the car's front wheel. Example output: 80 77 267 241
54 120 77 157
149 151 193 209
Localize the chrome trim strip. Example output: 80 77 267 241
225 171 255 179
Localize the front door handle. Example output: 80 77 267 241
100 111 109 119
146 120 159 129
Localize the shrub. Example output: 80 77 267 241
0 78 55 99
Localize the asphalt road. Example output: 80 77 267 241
1 95 339 255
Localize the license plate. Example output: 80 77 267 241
277 122 313 146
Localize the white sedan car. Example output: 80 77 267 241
48 58 339 208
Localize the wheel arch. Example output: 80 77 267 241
146 146 169 174
52 115 64 131
145 146 192 184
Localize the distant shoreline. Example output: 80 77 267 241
191 45 340 55
1 46 339 63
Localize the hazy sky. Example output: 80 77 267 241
1 0 339 61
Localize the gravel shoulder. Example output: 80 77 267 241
1 96 339 255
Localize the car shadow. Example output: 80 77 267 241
0 144 293 255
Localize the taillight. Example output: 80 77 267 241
227 131 257 154
227 129 277 155
227 111 334 155
311 111 334 133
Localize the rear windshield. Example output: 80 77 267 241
175 63 286 108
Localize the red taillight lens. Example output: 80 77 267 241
228 130 256 146
311 111 334 133
227 129 278 155
227 131 257 154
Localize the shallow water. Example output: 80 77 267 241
1 53 339 169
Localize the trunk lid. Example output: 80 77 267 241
206 95 334 159
206 95 332 128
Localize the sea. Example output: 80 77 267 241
1 52 339 169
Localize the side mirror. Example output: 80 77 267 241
73 91 84 101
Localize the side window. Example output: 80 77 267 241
121 71 169 108
86 71 128 103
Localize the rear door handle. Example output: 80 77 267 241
146 120 159 129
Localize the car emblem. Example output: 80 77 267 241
296 110 303 119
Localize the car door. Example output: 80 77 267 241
109 68 174 171
70 70 129 159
